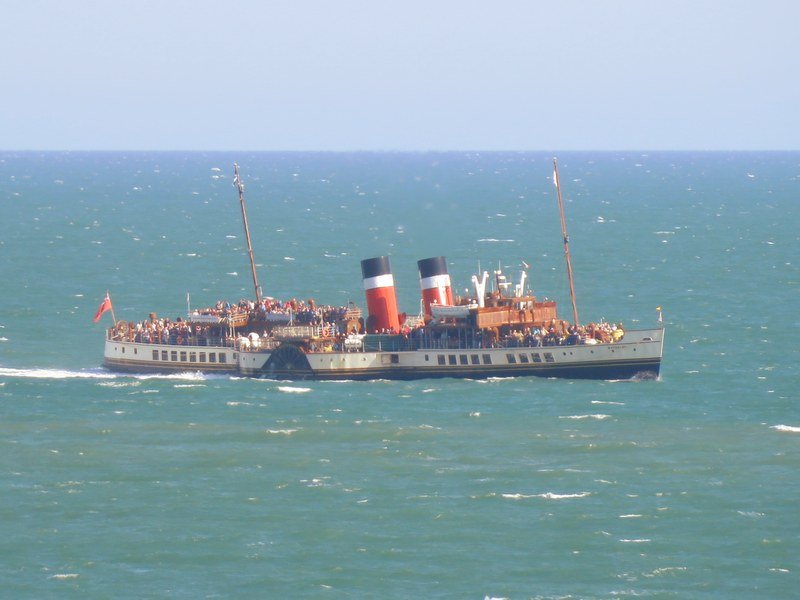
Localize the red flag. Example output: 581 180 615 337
93 294 113 323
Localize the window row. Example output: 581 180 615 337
430 352 555 366
151 350 228 363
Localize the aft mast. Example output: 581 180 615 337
233 163 263 306
552 157 579 326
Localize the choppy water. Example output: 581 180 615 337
1 152 798 598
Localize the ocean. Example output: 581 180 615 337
1 151 798 598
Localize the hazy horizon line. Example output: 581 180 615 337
2 148 798 154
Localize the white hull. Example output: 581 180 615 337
237 328 664 381
103 338 240 374
104 329 663 381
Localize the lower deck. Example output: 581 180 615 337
103 339 239 374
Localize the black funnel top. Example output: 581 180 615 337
417 256 448 278
361 256 392 279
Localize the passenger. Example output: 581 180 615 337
543 326 560 346
564 326 580 346
531 328 543 347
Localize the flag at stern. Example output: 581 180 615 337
93 293 114 323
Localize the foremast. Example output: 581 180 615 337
233 163 262 306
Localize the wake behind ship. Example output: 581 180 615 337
100 160 664 381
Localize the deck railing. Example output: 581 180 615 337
109 327 657 353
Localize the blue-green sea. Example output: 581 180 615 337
1 151 798 598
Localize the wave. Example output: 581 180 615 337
502 491 590 500
477 238 515 243
619 538 651 543
0 366 216 382
265 429 299 435
559 414 610 420
771 424 800 433
646 567 687 577
0 367 116 380
538 492 591 499
277 386 312 393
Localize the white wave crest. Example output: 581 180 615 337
132 371 212 381
559 414 610 420
0 367 115 380
646 566 687 577
619 538 651 543
538 492 591 499
0 367 216 383
771 424 800 433
277 386 311 393
266 429 299 435
502 491 590 500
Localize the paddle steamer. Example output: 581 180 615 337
101 160 664 380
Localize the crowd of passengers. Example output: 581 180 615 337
111 316 218 345
200 298 354 326
401 320 625 349
110 297 356 345
110 292 626 350
500 321 625 347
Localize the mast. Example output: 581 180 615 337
233 163 262 306
552 157 579 326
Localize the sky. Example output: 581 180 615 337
1 0 798 151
